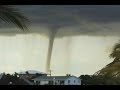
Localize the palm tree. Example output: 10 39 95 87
110 42 120 63
0 5 29 31
94 42 120 78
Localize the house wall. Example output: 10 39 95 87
64 77 81 85
33 76 81 85
40 81 49 85
34 80 49 85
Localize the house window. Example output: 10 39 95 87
68 80 70 83
36 81 39 85
60 81 64 85
48 81 53 85
74 80 75 83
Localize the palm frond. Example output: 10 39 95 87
110 43 120 59
113 43 120 51
0 5 29 31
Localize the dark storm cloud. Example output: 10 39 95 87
15 5 120 25
2 5 120 37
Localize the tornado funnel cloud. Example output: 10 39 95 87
45 30 57 73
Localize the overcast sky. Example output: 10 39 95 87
14 5 120 36
0 5 120 76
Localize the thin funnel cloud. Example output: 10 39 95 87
46 29 57 73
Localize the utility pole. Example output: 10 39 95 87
49 70 53 76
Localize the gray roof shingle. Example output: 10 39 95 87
32 76 79 81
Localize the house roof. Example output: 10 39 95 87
19 76 34 85
17 70 47 75
32 76 80 81
0 73 4 79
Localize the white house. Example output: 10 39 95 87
32 75 81 85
